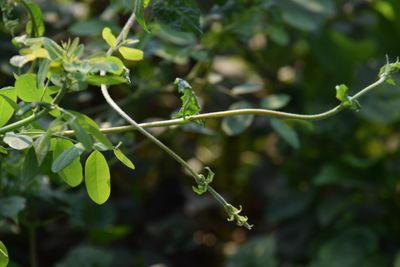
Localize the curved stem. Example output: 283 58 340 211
55 75 387 137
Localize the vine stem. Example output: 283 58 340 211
100 7 236 223
100 9 201 179
51 75 388 137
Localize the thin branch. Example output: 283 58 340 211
53 75 387 137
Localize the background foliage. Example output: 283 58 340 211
1 0 400 266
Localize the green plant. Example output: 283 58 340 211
1 0 400 266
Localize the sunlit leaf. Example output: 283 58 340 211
0 241 9 267
85 150 111 204
15 74 44 102
3 132 33 150
113 148 135 170
102 27 117 47
118 47 144 61
0 87 17 127
85 75 127 85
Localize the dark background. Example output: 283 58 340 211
1 0 400 266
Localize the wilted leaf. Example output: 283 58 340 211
174 78 204 126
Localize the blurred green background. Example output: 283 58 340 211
1 0 400 266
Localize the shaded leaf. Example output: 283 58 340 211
231 83 263 95
52 143 85 173
135 0 149 32
0 196 26 224
53 139 83 187
270 118 299 149
21 147 39 182
25 2 45 36
222 101 254 136
152 0 202 34
261 94 291 110
69 120 93 151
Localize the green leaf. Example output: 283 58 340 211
270 118 300 149
152 0 202 34
135 0 150 32
42 38 64 60
231 83 263 95
3 132 33 150
25 2 45 36
0 196 26 224
260 94 291 110
102 27 117 47
85 75 127 85
118 47 144 61
69 120 93 151
34 119 63 165
53 139 83 187
69 111 113 149
21 147 39 182
69 19 120 36
0 241 9 267
37 59 50 87
52 143 85 173
222 101 254 136
335 84 360 110
103 56 124 75
85 150 111 204
173 78 204 126
0 87 17 127
15 73 46 102
113 148 135 170
0 146 7 154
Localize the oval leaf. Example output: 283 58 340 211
118 47 144 61
222 101 254 136
102 27 117 47
85 150 111 204
53 139 83 187
114 149 135 170
3 132 33 150
270 118 300 149
0 241 9 267
0 87 17 127
15 74 45 102
51 142 85 173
